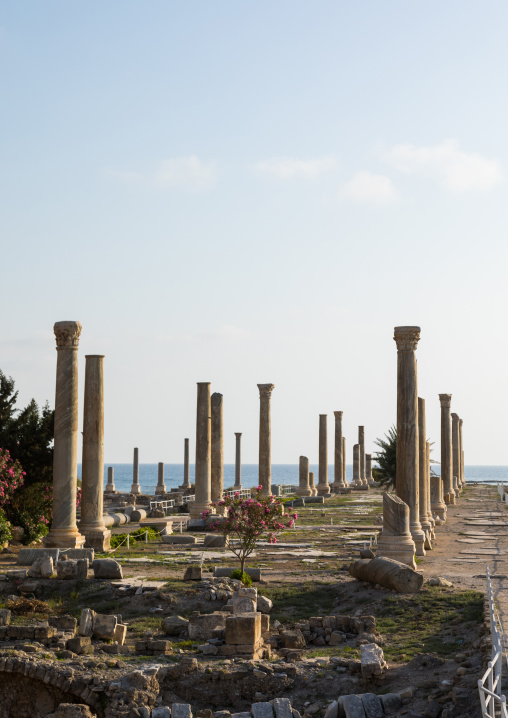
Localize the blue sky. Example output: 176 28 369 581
1 2 507 464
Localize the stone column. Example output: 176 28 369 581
430 440 447 523
191 382 214 519
342 437 346 486
44 321 85 549
105 467 115 493
131 447 141 495
234 433 242 489
353 444 361 485
309 471 317 496
317 414 330 496
155 462 166 495
297 456 312 496
358 426 366 484
425 440 436 538
77 355 110 550
366 454 373 484
181 438 190 490
332 411 346 490
418 397 432 549
211 393 224 503
451 413 460 501
459 418 465 487
394 326 425 556
258 384 275 496
377 493 416 569
439 396 455 506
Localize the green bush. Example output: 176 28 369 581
230 569 253 587
0 509 12 545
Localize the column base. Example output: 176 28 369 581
317 485 331 497
411 526 426 556
234 484 243 491
81 528 112 551
44 527 85 549
377 532 416 569
104 485 116 493
295 487 313 497
179 484 191 491
330 481 348 492
189 502 214 519
432 503 447 522
130 484 141 495
444 492 456 505
155 486 167 495
310 488 317 496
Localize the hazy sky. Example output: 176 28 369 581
1 2 507 465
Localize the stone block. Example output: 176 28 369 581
218 644 238 656
162 535 196 544
56 560 79 580
47 704 95 718
135 640 147 653
79 608 95 637
76 559 88 579
34 625 57 640
27 556 54 578
204 534 227 547
257 596 273 613
309 617 323 628
50 615 77 632
233 596 257 614
149 639 172 653
281 630 305 649
328 632 344 646
130 509 147 522
323 701 338 718
162 615 189 635
66 548 94 562
361 643 387 679
16 548 60 566
188 612 228 640
184 565 202 581
113 623 127 645
213 567 261 581
202 644 218 655
261 614 270 633
0 609 11 626
238 587 257 598
5 569 28 580
361 694 383 718
92 559 122 579
379 694 403 714
172 704 193 718
225 612 261 645
152 709 171 718
271 698 292 718
251 703 274 718
92 613 117 640
66 636 93 655
338 695 365 718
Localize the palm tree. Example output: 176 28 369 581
373 425 397 490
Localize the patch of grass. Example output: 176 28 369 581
128 616 163 636
306 645 360 659
261 581 337 622
377 586 483 661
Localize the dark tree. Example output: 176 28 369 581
373 425 397 490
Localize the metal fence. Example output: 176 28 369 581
222 488 252 499
478 565 508 717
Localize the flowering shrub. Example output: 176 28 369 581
0 447 25 509
8 482 52 544
203 486 297 574
0 509 12 545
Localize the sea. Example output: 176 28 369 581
75 464 508 495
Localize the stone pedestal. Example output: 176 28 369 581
155 462 166 495
332 411 346 490
191 382 214 519
377 493 416 569
309 472 317 496
418 397 433 549
258 384 274 496
451 413 460 503
234 433 242 489
353 444 361 485
342 437 346 485
131 448 141 495
105 467 115 493
317 414 330 496
44 321 85 549
180 438 190 490
394 326 426 556
211 393 224 503
366 454 374 485
78 355 111 551
359 426 366 485
297 456 312 496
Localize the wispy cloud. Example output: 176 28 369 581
110 155 217 192
338 171 399 206
382 139 503 192
253 156 337 180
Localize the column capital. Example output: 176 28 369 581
459 418 463 426
451 412 459 421
394 326 421 351
439 394 452 407
235 432 242 438
333 410 343 419
211 392 223 407
258 383 275 398
54 321 82 349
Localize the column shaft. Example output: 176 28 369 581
418 397 432 548
258 384 275 496
359 426 366 484
181 438 190 490
155 462 166 495
105 466 115 493
131 447 141 494
191 382 213 519
211 393 224 502
366 454 373 484
317 414 330 496
353 444 360 484
234 433 242 488
332 411 345 489
451 414 460 499
459 419 465 486
342 438 346 486
297 456 312 496
309 471 317 496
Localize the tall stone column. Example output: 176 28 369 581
181 438 190 490
358 426 366 485
155 462 166 495
131 448 141 495
451 413 460 501
332 411 346 490
234 433 242 489
317 414 330 496
353 444 361 485
211 393 224 503
425 440 436 538
258 384 275 496
459 418 465 487
78 355 110 550
430 440 447 523
44 321 85 549
418 397 432 548
342 437 346 486
394 326 425 556
309 471 317 496
105 467 115 493
297 456 312 496
191 382 214 519
366 454 373 484
440 396 455 506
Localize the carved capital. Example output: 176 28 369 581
258 383 275 399
54 321 82 349
439 393 452 408
235 432 242 438
333 411 343 420
394 325 421 351
451 413 459 422
211 392 223 409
